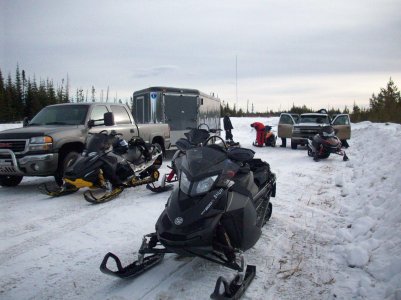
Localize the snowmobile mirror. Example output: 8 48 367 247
104 112 115 126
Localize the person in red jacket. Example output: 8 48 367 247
251 122 266 147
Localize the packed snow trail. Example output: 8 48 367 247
0 119 400 299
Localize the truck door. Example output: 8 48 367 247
88 105 109 135
88 105 136 141
109 105 137 140
332 114 351 140
278 113 298 138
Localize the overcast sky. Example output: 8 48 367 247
1 0 401 111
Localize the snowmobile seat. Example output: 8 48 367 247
233 168 259 199
247 159 272 188
227 147 255 162
176 138 194 151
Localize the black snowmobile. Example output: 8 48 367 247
161 124 222 186
100 134 276 299
307 125 349 162
40 114 172 203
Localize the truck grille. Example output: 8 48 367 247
0 140 28 153
301 129 319 134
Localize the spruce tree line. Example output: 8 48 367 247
0 67 70 122
1 66 400 124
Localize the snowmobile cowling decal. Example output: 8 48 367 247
201 188 224 215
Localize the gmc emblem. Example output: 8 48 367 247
0 143 12 148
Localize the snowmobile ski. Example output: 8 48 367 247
38 182 78 197
100 233 168 278
210 265 256 300
146 182 174 193
100 252 165 278
83 187 124 204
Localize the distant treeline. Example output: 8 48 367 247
221 78 401 123
1 66 400 124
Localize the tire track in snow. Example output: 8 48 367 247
0 188 153 266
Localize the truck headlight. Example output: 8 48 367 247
29 136 53 151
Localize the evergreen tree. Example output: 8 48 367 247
0 69 7 122
369 78 400 122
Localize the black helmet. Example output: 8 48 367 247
320 126 335 138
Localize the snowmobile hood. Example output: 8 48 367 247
64 154 102 178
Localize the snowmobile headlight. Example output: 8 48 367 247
180 172 218 196
180 172 191 195
193 175 218 195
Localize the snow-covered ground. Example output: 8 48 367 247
1 118 400 300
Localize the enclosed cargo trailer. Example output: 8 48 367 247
133 87 221 147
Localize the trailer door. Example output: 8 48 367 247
164 94 198 130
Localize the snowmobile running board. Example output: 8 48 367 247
210 265 256 300
100 252 165 279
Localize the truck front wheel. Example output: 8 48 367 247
0 175 23 187
291 141 297 149
55 151 80 186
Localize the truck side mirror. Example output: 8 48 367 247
87 120 95 128
23 117 29 127
104 112 115 126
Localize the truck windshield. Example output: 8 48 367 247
29 105 89 126
299 115 330 124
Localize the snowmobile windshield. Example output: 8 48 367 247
85 133 113 153
321 126 335 138
176 146 240 196
322 131 335 137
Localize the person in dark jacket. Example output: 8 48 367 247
223 113 234 142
